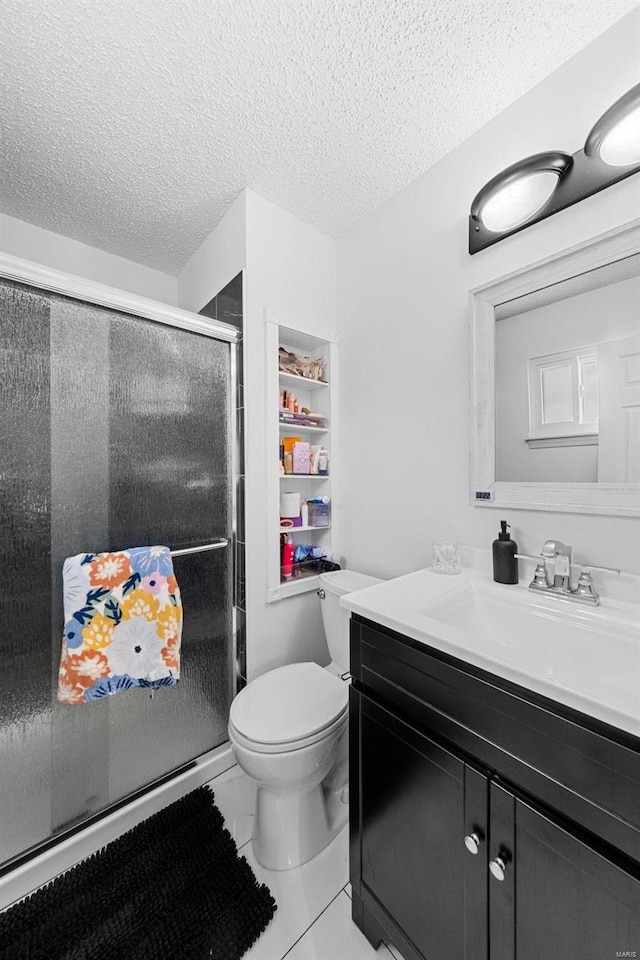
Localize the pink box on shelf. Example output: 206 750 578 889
292 441 311 474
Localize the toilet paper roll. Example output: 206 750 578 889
280 492 301 518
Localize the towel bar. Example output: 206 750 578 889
170 539 229 557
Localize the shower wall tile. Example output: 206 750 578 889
199 296 217 321
216 272 243 331
235 605 247 688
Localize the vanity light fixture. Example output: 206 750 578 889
469 83 640 254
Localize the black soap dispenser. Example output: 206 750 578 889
492 521 518 584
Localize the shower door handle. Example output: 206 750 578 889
170 539 229 556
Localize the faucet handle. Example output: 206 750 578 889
575 569 599 603
574 565 620 605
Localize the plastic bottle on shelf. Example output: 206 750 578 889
281 535 294 579
318 448 329 475
301 499 309 527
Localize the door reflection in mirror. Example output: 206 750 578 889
495 253 640 483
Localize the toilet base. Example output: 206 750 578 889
253 773 349 871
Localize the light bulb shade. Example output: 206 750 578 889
585 83 640 167
479 171 560 232
470 152 572 232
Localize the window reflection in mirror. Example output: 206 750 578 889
495 254 640 483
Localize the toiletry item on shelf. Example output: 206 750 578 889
282 436 301 474
432 540 462 575
283 436 302 454
293 441 311 474
301 499 309 527
280 491 300 516
280 493 302 527
281 535 294 579
279 346 326 382
317 448 329 475
492 520 518 584
308 497 331 527
279 410 327 428
310 445 322 474
280 517 302 529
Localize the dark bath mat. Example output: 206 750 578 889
0 785 276 960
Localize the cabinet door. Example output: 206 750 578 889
360 696 488 960
489 782 640 960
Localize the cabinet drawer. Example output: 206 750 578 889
351 616 640 863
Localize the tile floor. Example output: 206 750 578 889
210 765 406 960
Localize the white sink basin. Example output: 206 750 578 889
341 567 640 737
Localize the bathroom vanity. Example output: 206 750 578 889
344 570 640 960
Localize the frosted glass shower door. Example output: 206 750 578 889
0 279 236 866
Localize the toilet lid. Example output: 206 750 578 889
230 662 348 745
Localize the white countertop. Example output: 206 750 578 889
341 565 640 738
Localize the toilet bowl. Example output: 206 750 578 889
228 569 381 870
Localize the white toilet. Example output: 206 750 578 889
228 569 381 870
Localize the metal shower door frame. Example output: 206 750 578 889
0 251 244 707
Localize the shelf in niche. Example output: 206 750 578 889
279 524 331 534
266 574 321 602
279 371 329 391
279 473 330 480
267 311 338 604
279 421 329 434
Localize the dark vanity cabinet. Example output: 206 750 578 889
349 616 640 960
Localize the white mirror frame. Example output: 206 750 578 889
469 218 640 517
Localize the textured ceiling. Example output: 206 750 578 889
1 0 637 274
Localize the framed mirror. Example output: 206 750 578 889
469 218 640 516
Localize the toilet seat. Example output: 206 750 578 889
229 662 348 754
229 708 348 755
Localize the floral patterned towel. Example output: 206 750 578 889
58 546 182 704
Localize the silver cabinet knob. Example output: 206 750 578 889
489 856 507 881
464 833 481 855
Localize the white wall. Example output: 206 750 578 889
495 275 640 482
176 188 337 681
337 10 640 578
178 192 247 313
244 190 337 679
0 213 178 304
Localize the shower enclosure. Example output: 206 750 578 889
0 265 241 870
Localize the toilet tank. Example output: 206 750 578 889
318 570 382 673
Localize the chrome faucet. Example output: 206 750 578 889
516 540 620 606
540 540 572 591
